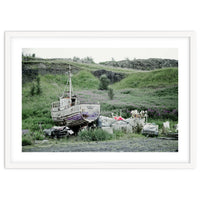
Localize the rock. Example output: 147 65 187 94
102 127 113 134
142 123 159 136
92 69 125 83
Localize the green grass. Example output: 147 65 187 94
22 65 178 149
22 75 60 131
112 68 178 89
78 128 113 141
72 70 100 89
22 68 178 132
22 71 100 131
78 86 178 119
22 133 34 146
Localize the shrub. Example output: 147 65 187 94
34 131 45 140
29 76 42 96
113 130 125 139
78 128 112 141
99 74 110 90
135 123 143 134
22 134 33 146
108 88 114 100
147 108 178 121
36 76 42 95
30 83 35 96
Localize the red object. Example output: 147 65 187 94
114 116 124 121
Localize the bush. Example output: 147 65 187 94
108 88 114 100
147 108 178 121
78 128 112 141
30 83 35 96
113 130 125 139
34 131 45 140
29 76 42 96
135 123 143 134
99 74 110 90
22 134 33 146
36 76 42 95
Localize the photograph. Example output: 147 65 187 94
21 48 179 153
1 2 199 200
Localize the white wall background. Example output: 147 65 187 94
0 1 199 200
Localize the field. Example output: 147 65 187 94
22 136 178 152
22 58 178 152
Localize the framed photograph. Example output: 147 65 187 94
5 31 196 168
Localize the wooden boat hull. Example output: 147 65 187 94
51 104 100 127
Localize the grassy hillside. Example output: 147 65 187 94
22 67 178 132
72 70 100 89
112 68 178 89
22 71 100 131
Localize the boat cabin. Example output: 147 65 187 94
51 95 78 111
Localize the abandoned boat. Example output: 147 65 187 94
51 66 100 128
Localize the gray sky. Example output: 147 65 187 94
22 48 178 63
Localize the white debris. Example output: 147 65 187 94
163 121 170 129
102 127 113 134
99 115 146 133
126 124 133 133
35 140 49 144
142 123 159 136
174 124 178 132
112 120 133 133
162 121 170 134
99 116 115 127
131 110 148 119
126 117 145 128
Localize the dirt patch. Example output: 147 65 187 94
22 137 178 152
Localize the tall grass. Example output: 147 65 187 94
78 129 112 141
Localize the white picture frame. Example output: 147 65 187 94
4 31 196 169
